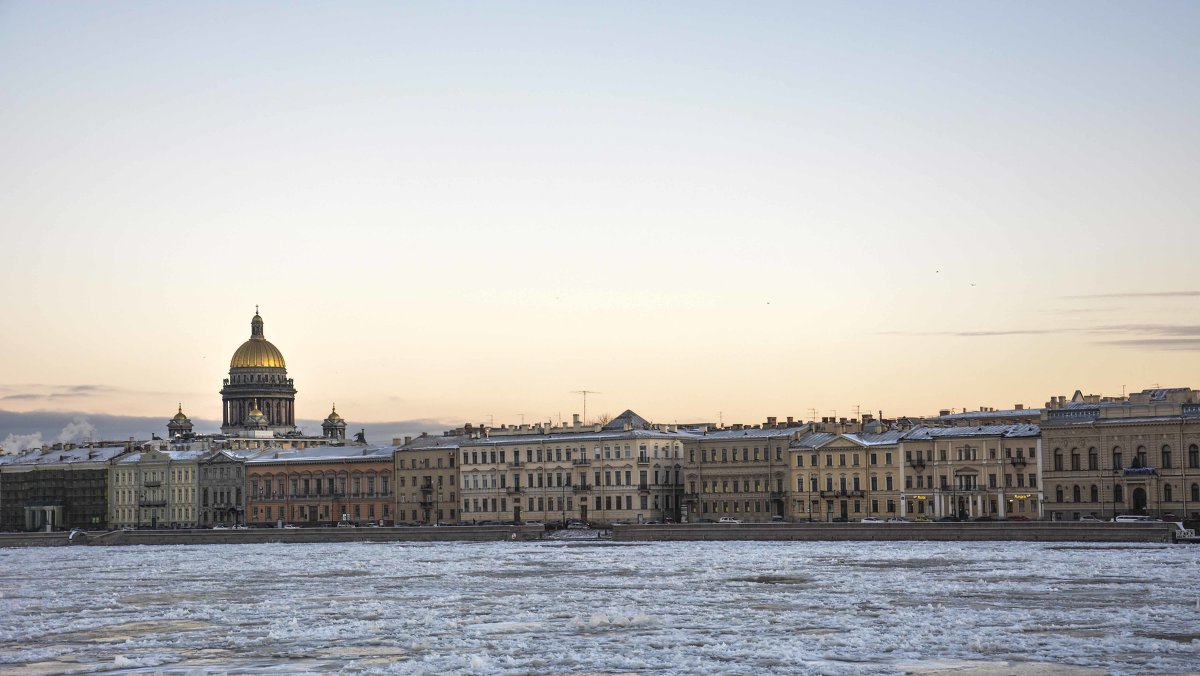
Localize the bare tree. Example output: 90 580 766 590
593 412 612 425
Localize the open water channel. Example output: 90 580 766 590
0 539 1197 674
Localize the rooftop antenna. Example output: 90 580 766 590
518 413 525 425
852 404 862 418
807 407 818 422
718 411 723 427
487 414 494 427
571 390 601 423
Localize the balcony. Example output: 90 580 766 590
906 459 926 471
637 456 650 465
770 491 787 500
572 458 591 466
419 499 434 508
507 486 525 495
143 480 162 488
572 484 592 493
683 492 699 501
420 484 434 493
818 489 865 499
1009 456 1027 468
139 499 166 507
507 461 525 468
637 483 650 492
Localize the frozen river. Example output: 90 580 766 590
1 539 1197 674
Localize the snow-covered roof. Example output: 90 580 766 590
926 409 1042 422
602 409 654 431
694 425 811 440
462 427 698 447
902 424 1041 440
245 444 397 464
117 449 209 464
0 445 129 467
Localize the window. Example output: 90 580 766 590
1163 484 1173 502
1192 483 1199 502
1113 449 1123 470
1087 449 1098 471
1072 485 1081 502
1162 445 1172 469
1090 485 1098 502
1053 450 1063 472
1114 484 1124 503
1189 445 1200 469
1070 451 1080 471
1055 486 1064 503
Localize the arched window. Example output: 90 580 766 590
1112 446 1123 470
1161 445 1173 469
1114 484 1124 503
1087 448 1098 471
1164 484 1173 502
1053 450 1064 471
1070 449 1081 471
1055 486 1064 503
1090 485 1099 502
1189 445 1199 469
1134 446 1147 468
1072 485 1081 502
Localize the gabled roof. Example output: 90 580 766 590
602 409 653 431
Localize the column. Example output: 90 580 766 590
997 491 1006 518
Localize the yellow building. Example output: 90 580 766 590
788 426 904 522
681 419 808 522
899 425 1042 520
394 433 460 525
1041 388 1200 521
456 410 689 526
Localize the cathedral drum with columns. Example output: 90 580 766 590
220 311 298 436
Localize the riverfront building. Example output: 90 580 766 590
898 425 1043 520
787 424 905 522
394 433 460 525
244 444 396 527
1040 388 1200 521
680 419 809 523
0 444 130 531
109 443 246 529
455 410 692 526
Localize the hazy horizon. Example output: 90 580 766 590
2 2 1198 431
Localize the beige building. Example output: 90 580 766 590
681 418 808 522
788 425 904 522
456 410 690 526
1041 388 1200 521
394 433 460 525
110 443 245 529
899 425 1042 520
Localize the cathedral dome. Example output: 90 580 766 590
230 312 287 369
172 404 189 421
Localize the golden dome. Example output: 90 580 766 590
172 404 189 421
326 404 342 421
229 312 287 369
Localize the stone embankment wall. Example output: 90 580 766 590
613 522 1180 543
0 525 543 548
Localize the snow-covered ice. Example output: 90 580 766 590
0 540 1197 674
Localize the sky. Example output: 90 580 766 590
2 1 1199 442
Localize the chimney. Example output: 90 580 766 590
573 414 581 426
404 436 412 445
1015 404 1024 410
786 416 794 425
766 417 777 427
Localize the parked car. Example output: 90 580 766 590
281 524 299 529
973 516 996 522
1078 515 1104 523
644 520 661 525
523 520 544 526
336 522 356 528
860 517 884 523
914 516 932 523
886 517 910 523
1114 514 1159 522
211 524 228 530
1005 515 1030 521
936 516 962 522
697 518 717 524
770 515 785 522
566 520 589 530
718 517 742 524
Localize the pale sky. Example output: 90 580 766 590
2 1 1199 432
